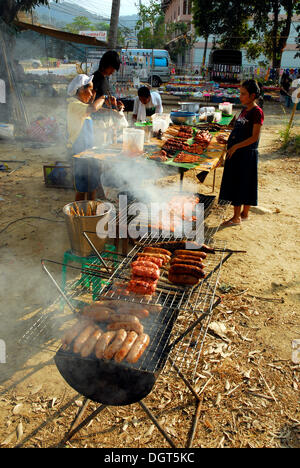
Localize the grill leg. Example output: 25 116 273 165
57 402 107 447
138 400 176 448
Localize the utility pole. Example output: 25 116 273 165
108 0 121 49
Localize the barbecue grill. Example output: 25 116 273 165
20 197 237 447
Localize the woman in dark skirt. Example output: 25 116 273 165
219 80 264 226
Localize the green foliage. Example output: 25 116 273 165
64 16 94 33
0 0 57 24
192 0 298 69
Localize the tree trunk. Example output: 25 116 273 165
202 36 208 67
108 0 121 49
272 0 279 70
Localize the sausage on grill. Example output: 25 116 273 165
80 327 103 358
61 319 91 349
103 329 127 360
171 257 205 269
114 331 138 363
169 264 206 279
107 321 144 335
136 254 163 268
168 273 199 286
95 331 116 359
116 303 149 318
73 324 97 354
82 305 113 322
126 333 150 363
131 265 160 281
174 250 207 259
143 246 172 256
131 260 159 271
109 314 141 325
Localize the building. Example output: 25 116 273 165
161 1 300 70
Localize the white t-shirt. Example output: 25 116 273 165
133 91 163 121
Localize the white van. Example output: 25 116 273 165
121 49 171 87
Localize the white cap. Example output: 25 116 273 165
67 74 94 96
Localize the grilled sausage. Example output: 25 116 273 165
93 300 119 310
131 265 160 281
174 250 207 259
128 278 157 295
116 302 149 318
136 255 163 268
107 321 144 335
82 305 113 322
169 264 206 279
126 333 150 364
143 246 172 257
103 329 127 360
171 257 205 269
168 272 199 286
95 331 116 359
114 331 138 363
109 314 141 325
61 319 91 349
132 260 159 271
80 327 103 358
138 252 170 265
73 324 97 354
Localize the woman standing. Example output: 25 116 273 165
219 79 264 226
67 74 105 201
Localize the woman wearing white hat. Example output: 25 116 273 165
67 74 105 201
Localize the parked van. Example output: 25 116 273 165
121 49 171 87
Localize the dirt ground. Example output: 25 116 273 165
0 98 299 449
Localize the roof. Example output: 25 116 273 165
13 20 109 47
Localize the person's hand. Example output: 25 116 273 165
117 100 125 111
226 145 239 159
105 96 117 108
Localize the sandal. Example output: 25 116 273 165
221 219 241 227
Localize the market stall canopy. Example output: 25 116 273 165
13 21 109 48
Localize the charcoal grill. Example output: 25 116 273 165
20 197 237 447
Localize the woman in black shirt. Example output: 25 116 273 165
92 50 124 110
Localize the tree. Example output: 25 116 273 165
64 16 94 34
192 0 298 71
136 0 164 48
0 0 56 25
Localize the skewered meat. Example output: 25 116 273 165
114 331 138 363
173 152 201 163
126 333 150 364
103 329 128 360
